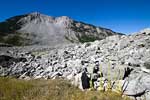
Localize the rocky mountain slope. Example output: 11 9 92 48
0 28 150 100
0 12 121 46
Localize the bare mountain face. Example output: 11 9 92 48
0 12 122 46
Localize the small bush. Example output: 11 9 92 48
77 35 99 43
4 34 24 46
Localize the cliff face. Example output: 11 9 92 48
0 12 121 46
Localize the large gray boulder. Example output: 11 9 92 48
123 72 150 100
123 77 146 96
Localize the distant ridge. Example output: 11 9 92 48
0 12 123 46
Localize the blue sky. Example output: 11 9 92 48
0 0 150 34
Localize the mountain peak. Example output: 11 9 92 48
57 16 71 20
0 12 121 46
27 12 49 18
27 12 50 18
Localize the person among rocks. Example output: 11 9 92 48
93 61 100 73
81 61 90 90
81 70 90 89
103 79 112 91
91 73 98 89
91 61 101 89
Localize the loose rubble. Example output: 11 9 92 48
0 29 150 100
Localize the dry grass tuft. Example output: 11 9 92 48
0 77 130 100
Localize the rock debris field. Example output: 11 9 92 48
0 29 150 100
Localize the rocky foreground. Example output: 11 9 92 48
0 29 150 100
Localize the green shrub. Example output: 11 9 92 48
4 34 24 46
77 35 99 43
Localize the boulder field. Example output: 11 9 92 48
0 29 150 100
